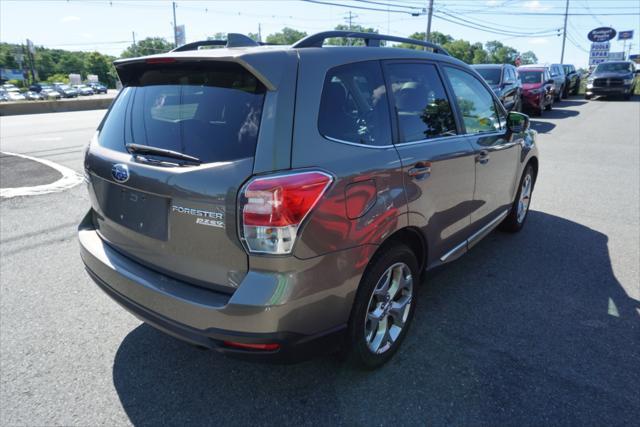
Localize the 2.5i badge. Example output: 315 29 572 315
171 205 225 229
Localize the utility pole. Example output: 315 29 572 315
344 11 358 46
258 23 262 43
560 0 569 64
425 0 434 47
132 31 137 56
172 1 178 48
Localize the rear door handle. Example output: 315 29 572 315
408 162 432 180
477 150 490 164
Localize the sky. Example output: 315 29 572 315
1 0 639 67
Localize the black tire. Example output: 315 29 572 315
624 92 632 100
500 164 535 233
572 81 580 95
514 97 522 112
584 94 592 100
345 244 419 370
554 86 562 102
544 100 552 111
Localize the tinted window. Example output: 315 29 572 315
386 63 457 143
475 68 502 85
520 70 543 84
318 61 391 146
444 67 501 134
98 62 265 163
595 62 634 73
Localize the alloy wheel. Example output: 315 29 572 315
517 173 532 223
364 262 413 354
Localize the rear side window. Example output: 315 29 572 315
99 61 266 163
386 63 457 142
318 61 392 146
444 67 501 134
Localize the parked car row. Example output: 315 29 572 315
0 81 109 102
472 60 636 117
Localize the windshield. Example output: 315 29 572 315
475 68 502 85
519 71 543 84
595 62 633 73
99 61 266 163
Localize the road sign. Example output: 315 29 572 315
589 42 610 66
588 27 616 42
175 25 186 46
608 52 624 60
618 30 633 40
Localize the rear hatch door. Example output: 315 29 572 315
85 59 268 293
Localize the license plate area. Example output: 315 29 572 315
94 178 169 240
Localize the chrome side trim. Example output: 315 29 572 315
322 132 491 150
439 239 467 263
467 209 509 248
439 209 509 263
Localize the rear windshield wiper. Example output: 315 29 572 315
125 143 201 165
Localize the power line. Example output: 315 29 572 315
303 0 423 15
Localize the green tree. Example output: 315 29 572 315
84 51 117 86
121 37 174 58
471 43 489 64
397 31 453 49
325 24 380 46
45 73 70 84
265 27 307 45
443 39 474 63
485 40 519 64
58 52 85 76
519 50 538 65
0 43 19 68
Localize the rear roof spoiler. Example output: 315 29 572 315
171 33 279 51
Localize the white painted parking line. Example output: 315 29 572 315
0 151 83 198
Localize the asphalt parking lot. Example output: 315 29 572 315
1 96 639 425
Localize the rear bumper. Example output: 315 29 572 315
79 210 363 362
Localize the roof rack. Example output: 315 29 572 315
292 31 450 56
171 33 262 52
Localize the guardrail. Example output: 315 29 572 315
0 96 115 116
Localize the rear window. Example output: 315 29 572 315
318 61 392 146
520 71 543 84
475 68 502 85
99 62 266 163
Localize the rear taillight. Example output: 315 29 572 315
239 171 333 255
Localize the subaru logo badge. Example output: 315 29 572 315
111 163 129 183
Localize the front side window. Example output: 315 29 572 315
444 67 501 134
386 63 457 142
318 61 391 146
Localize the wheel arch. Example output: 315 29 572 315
371 226 428 276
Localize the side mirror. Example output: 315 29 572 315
507 111 530 133
546 79 555 85
635 69 640 75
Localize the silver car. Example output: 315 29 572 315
79 31 539 369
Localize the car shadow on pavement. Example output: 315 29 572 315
112 211 639 426
529 120 556 133
555 98 587 107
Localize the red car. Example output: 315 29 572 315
517 67 554 116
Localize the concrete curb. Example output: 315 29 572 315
0 97 114 116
